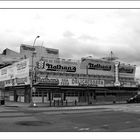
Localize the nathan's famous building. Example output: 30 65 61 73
0 44 138 104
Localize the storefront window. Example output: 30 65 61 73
66 92 78 97
53 93 61 98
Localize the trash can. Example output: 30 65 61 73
1 100 5 105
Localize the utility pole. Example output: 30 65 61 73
30 36 40 107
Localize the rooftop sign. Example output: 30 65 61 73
37 60 77 73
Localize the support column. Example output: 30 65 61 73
49 92 52 107
42 92 44 103
14 88 17 102
114 61 120 86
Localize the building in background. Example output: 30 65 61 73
0 48 21 69
20 44 59 66
0 44 138 104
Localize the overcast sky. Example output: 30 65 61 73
0 9 140 77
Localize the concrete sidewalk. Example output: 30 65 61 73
5 101 30 108
3 101 108 112
2 100 127 112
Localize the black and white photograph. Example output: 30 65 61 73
1 1 140 139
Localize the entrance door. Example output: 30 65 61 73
43 91 48 103
79 91 86 102
89 91 96 103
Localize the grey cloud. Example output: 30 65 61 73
49 34 114 60
78 34 96 41
49 30 140 70
0 32 24 53
63 31 75 38
1 9 140 77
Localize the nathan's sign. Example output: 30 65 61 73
119 66 134 74
36 76 59 85
88 63 112 71
45 63 76 72
72 78 104 87
80 58 113 71
37 61 76 73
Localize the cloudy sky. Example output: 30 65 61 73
0 9 140 77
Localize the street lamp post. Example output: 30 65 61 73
30 35 40 106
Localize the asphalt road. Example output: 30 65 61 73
1 103 140 132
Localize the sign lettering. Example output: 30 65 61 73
88 63 112 71
60 78 69 86
119 67 134 74
37 61 76 73
17 61 27 71
72 78 104 87
36 76 59 85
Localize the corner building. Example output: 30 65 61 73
34 55 137 104
0 44 138 104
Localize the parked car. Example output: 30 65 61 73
126 94 140 103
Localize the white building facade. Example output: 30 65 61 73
0 44 138 104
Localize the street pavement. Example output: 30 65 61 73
4 101 140 114
3 101 123 112
1 101 140 132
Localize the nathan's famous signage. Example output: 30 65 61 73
119 65 135 74
59 78 104 87
88 63 112 71
36 76 59 85
81 59 114 72
71 78 104 87
37 60 76 73
35 73 105 87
